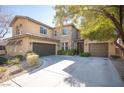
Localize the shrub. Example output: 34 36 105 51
26 53 39 66
26 51 36 57
80 52 90 57
14 55 24 61
57 50 63 55
0 57 8 65
57 49 76 56
8 58 20 65
66 49 76 55
110 55 120 59
9 55 24 61
0 67 7 73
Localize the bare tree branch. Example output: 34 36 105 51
0 9 12 40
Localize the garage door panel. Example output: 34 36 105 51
33 43 56 56
89 43 108 57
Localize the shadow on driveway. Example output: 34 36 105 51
21 55 124 87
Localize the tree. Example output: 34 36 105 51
0 7 12 40
54 5 124 52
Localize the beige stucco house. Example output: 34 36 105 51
5 16 81 56
3 15 124 58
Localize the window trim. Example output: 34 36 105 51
0 46 5 50
15 25 22 35
54 31 57 36
62 28 68 36
40 26 47 35
61 42 68 50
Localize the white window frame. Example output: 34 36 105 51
61 42 68 50
40 26 47 35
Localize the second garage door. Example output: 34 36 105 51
33 43 56 56
89 43 108 57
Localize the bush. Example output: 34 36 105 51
0 67 7 73
80 52 90 57
57 50 64 55
9 55 24 61
0 57 8 65
66 49 76 55
14 55 24 61
110 55 120 59
26 53 39 66
57 49 76 56
26 51 36 56
8 58 19 65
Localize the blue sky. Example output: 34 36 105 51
5 5 55 26
3 5 55 38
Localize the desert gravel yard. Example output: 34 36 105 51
0 55 124 87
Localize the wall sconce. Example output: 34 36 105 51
111 42 113 45
30 42 32 45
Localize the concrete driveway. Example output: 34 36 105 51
1 55 124 87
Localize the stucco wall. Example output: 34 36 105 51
0 50 6 55
6 37 31 56
12 18 28 36
53 25 78 49
71 27 79 49
12 18 53 39
26 20 53 38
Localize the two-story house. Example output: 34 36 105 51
6 16 81 56
4 15 124 58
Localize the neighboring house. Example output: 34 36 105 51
5 16 81 56
0 40 7 55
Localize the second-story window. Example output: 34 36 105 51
62 28 68 35
16 25 20 35
20 24 22 27
40 26 47 34
15 24 22 35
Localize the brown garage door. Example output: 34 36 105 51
89 43 108 57
33 43 56 56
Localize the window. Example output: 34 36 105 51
20 24 22 27
15 25 22 35
40 26 47 34
54 31 57 36
62 43 64 50
16 26 20 35
65 42 68 50
0 46 5 50
61 42 68 50
62 28 68 35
